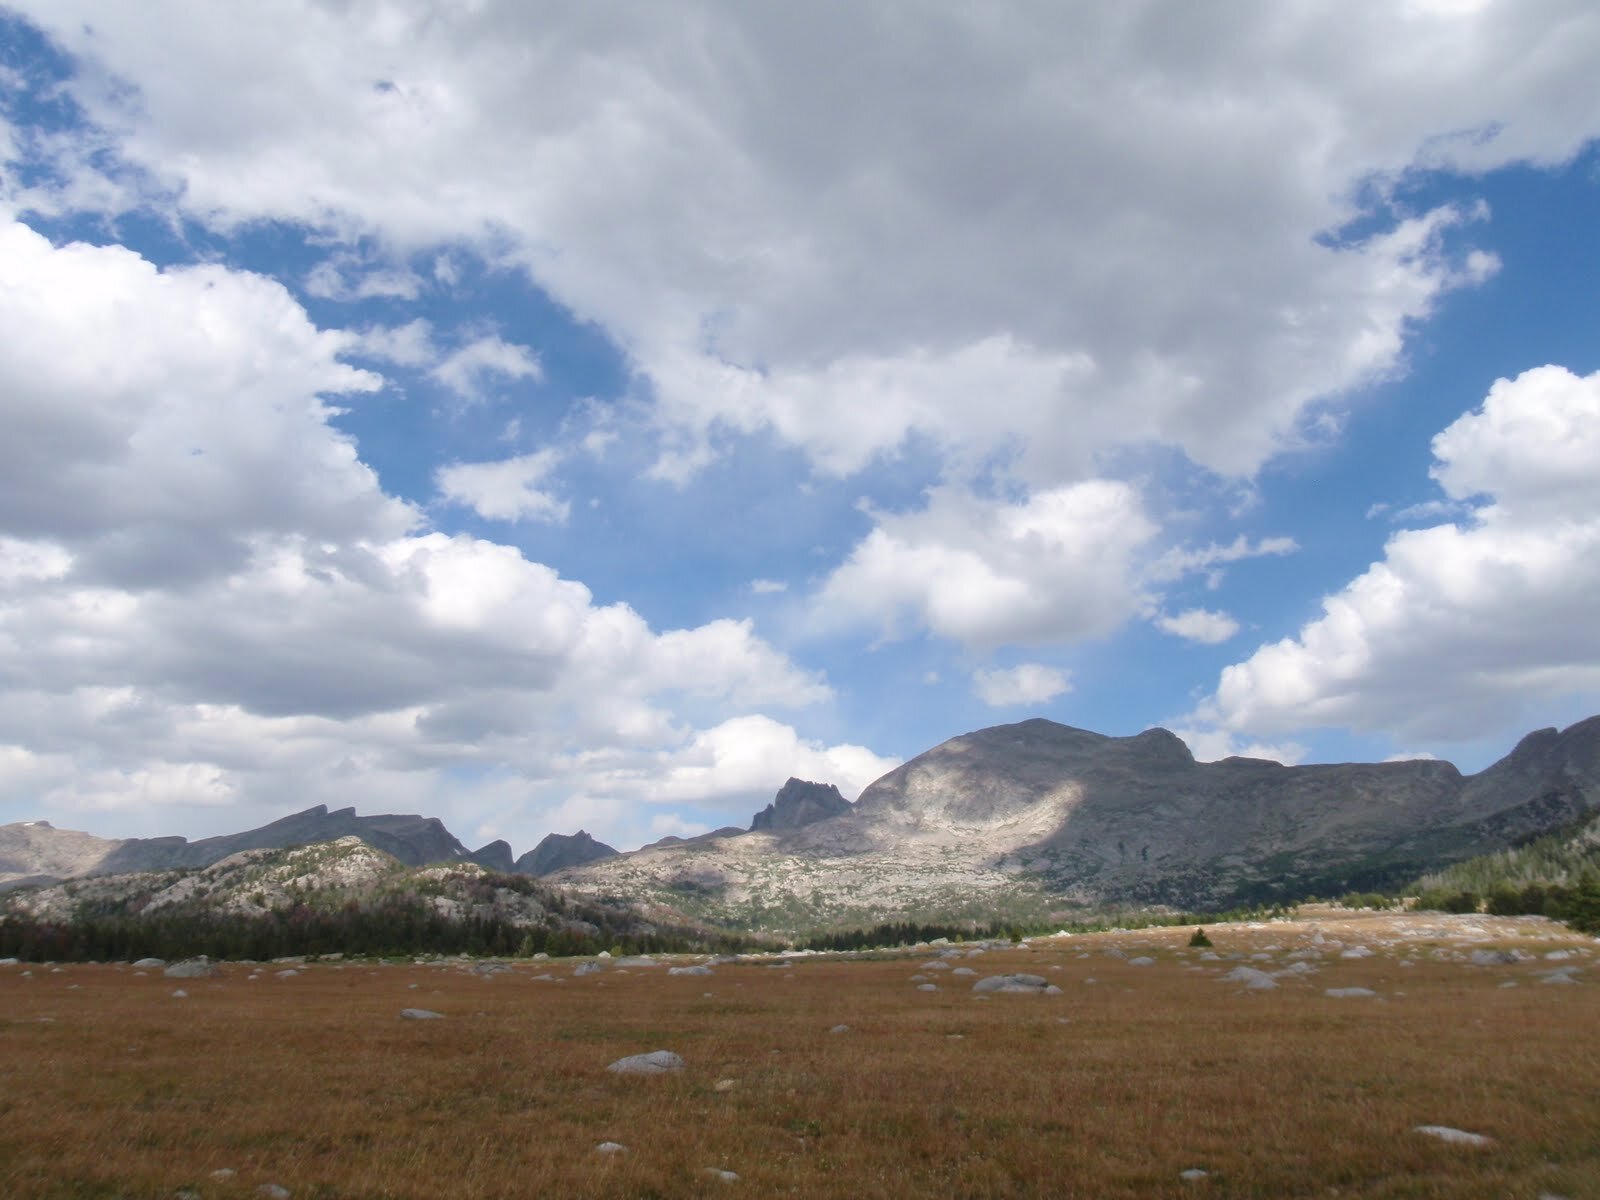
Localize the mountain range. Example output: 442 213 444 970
5 716 1599 929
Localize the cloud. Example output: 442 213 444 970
1168 728 1307 766
1203 365 1600 741
430 335 542 402
1156 608 1241 645
972 663 1071 708
748 578 788 595
814 481 1157 649
15 3 1599 490
304 254 423 302
0 221 857 848
349 318 437 368
0 217 411 589
435 450 569 523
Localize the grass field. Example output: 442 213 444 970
3 910 1597 1199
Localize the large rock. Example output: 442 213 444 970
749 778 852 832
606 1050 684 1075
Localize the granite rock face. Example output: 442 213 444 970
750 778 853 832
561 715 1600 921
514 830 619 876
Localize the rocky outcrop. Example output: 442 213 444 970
514 830 619 876
560 715 1600 923
750 778 852 832
0 805 474 888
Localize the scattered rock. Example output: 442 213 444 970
952 967 977 976
1340 946 1374 959
714 1078 736 1092
574 961 606 976
971 974 1051 994
668 965 714 977
615 956 659 968
703 1168 739 1182
1179 1168 1209 1181
1470 950 1519 966
596 1142 628 1155
275 969 299 979
132 957 165 968
1128 956 1155 967
210 1169 236 1180
258 1186 292 1199
828 1024 851 1034
171 989 189 999
1220 967 1277 990
607 1050 685 1075
163 959 220 979
1324 987 1378 998
917 983 939 992
400 1008 444 1020
1413 1125 1494 1147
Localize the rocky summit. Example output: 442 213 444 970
556 715 1600 927
513 830 620 877
749 778 853 832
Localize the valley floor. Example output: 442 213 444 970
2 909 1597 1199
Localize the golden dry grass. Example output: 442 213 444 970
2 910 1598 1199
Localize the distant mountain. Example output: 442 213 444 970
556 715 1600 928
750 778 852 832
1 805 473 890
514 830 619 876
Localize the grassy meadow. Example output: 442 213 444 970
2 910 1597 1199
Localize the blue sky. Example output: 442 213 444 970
2 3 1599 856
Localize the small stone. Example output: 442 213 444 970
714 1078 736 1092
132 958 165 968
275 969 299 979
596 1141 628 1154
971 973 1050 994
258 1186 292 1199
210 1169 236 1180
171 989 189 999
1413 1125 1494 1147
917 983 938 991
668 965 714 976
703 1168 739 1182
607 1050 685 1074
1324 987 1378 998
1179 1168 1209 1181
574 961 605 976
164 959 220 979
828 1024 851 1034
400 1008 444 1020
1128 956 1155 967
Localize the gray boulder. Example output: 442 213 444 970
972 973 1051 993
164 958 220 979
606 1050 684 1074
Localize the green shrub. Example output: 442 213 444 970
1188 928 1212 948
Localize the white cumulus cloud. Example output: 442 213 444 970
1203 365 1600 741
973 663 1072 708
1157 609 1241 645
435 450 569 523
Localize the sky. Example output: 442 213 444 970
2 2 1599 857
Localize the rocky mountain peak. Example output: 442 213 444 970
750 778 852 832
515 829 619 876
